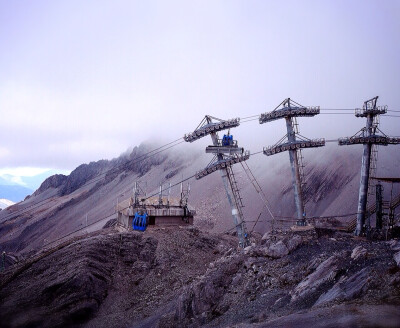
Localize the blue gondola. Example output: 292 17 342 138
222 134 233 146
132 212 148 232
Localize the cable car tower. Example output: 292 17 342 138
338 96 400 236
259 98 325 226
184 115 250 248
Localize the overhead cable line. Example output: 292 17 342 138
0 138 186 221
240 118 259 124
320 108 355 111
4 106 399 225
142 173 197 201
44 212 116 247
319 113 356 115
241 114 260 120
239 161 275 232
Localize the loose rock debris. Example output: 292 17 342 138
1 227 399 328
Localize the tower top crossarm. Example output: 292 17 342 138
259 98 320 124
355 96 387 117
183 115 240 143
339 97 397 146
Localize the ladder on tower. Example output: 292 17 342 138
297 149 306 190
367 115 380 200
367 144 379 199
291 117 307 200
226 165 245 220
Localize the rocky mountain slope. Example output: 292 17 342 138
1 227 400 328
0 141 399 257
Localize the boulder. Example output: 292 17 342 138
388 240 400 252
314 267 369 306
394 251 400 268
264 241 289 259
286 235 303 252
291 255 338 301
351 245 368 260
175 256 242 324
261 232 273 245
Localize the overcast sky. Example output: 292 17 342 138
1 0 399 174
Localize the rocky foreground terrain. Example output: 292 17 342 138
1 226 400 328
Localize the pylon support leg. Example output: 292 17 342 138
285 117 305 225
220 168 248 248
288 148 305 224
355 142 372 235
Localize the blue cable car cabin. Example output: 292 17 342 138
132 212 148 231
222 134 234 146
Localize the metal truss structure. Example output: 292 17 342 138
260 98 325 225
184 115 250 248
338 96 400 236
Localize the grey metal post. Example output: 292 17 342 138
376 183 383 229
209 125 247 248
159 184 163 205
167 183 171 206
355 114 373 235
285 117 305 224
134 182 138 205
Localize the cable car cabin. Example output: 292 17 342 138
116 197 195 232
222 134 234 146
132 212 148 231
205 134 243 155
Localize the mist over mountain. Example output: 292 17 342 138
0 140 399 256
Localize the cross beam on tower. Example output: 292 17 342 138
260 98 326 226
183 115 250 248
338 96 400 236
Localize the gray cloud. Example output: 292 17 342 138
0 0 399 170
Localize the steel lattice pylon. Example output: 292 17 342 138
260 98 325 226
338 96 400 236
184 115 250 248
